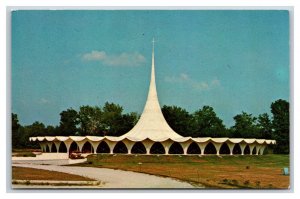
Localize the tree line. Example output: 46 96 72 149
12 99 289 154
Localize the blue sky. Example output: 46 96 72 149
11 10 289 127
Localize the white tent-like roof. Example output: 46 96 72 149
118 44 185 142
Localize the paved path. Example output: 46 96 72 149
13 163 197 188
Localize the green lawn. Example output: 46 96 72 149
12 149 37 157
73 154 290 189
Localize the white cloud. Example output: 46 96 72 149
165 73 190 83
211 79 220 86
180 73 189 80
82 50 146 66
165 73 220 91
38 98 50 104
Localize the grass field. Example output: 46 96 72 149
73 154 289 189
12 166 95 181
12 149 38 157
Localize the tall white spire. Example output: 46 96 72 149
121 39 183 141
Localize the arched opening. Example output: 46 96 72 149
69 142 79 154
233 144 242 154
96 141 110 153
252 146 257 155
150 142 165 154
59 142 67 153
51 143 57 153
187 142 201 154
131 142 147 154
244 145 250 155
169 142 184 154
45 145 50 152
204 142 217 154
219 143 230 154
113 141 128 154
82 141 93 153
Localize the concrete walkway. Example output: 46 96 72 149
12 163 197 188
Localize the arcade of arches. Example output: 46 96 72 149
37 139 269 156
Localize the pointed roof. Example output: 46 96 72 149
120 39 187 142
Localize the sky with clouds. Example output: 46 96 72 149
12 10 290 127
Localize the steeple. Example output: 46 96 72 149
121 39 183 141
144 37 160 113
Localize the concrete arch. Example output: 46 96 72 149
46 142 52 152
239 143 247 155
219 143 230 154
187 142 201 154
233 144 242 155
45 145 50 152
51 143 57 152
39 142 46 152
122 139 135 154
131 142 147 154
96 141 110 153
105 140 117 154
255 145 262 155
141 139 155 155
169 142 184 154
161 140 173 155
204 142 217 155
113 141 128 154
82 141 93 153
179 141 193 155
58 142 67 153
259 145 267 155
244 145 250 155
197 142 209 155
252 146 257 155
53 141 61 153
74 140 86 153
150 142 165 154
69 141 79 153
89 141 100 154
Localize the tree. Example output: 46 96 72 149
162 105 194 137
12 113 21 148
115 112 139 136
30 121 46 136
19 121 46 149
102 102 124 136
45 125 60 136
271 99 289 154
193 106 227 137
256 113 273 139
231 112 259 138
59 108 79 136
78 105 103 135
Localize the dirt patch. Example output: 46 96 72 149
12 166 95 181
